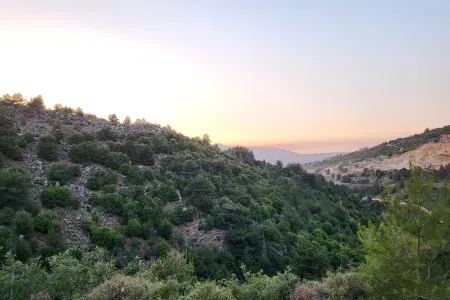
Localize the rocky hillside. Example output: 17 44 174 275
0 95 382 281
305 126 450 188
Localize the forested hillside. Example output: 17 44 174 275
0 94 394 299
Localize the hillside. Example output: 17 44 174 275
305 126 450 187
307 126 450 169
219 144 341 165
0 95 382 283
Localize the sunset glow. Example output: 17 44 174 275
1 1 449 153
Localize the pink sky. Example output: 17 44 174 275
1 1 449 153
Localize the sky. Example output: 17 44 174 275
1 0 450 153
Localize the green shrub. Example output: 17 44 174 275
125 218 142 237
68 133 85 145
14 239 32 262
34 210 61 234
118 188 133 199
154 184 179 203
0 207 15 225
134 143 155 165
0 251 47 298
69 141 96 163
0 136 23 160
119 164 146 185
143 168 155 181
16 137 27 148
166 204 195 225
0 168 30 210
90 225 124 249
23 132 35 143
184 176 217 213
0 226 14 257
96 127 118 141
39 228 65 258
152 237 170 257
0 114 17 136
44 247 116 299
91 146 111 164
40 186 79 209
13 210 33 235
157 218 172 239
105 152 130 170
53 129 65 142
48 163 81 185
101 193 124 215
143 250 195 282
68 132 94 145
234 267 299 300
102 184 116 193
38 136 58 161
86 170 117 191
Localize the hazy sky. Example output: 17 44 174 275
1 1 449 153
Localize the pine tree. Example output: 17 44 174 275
358 167 450 299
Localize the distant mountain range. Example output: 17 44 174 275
218 144 342 165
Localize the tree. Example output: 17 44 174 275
37 136 58 161
0 136 23 160
69 141 96 163
27 95 45 109
34 210 61 234
13 210 33 235
11 93 25 104
123 116 131 125
105 152 130 170
125 218 142 237
108 114 119 123
358 167 450 299
0 253 47 298
0 168 30 210
48 163 81 185
40 186 79 209
47 247 116 299
1 93 12 101
184 176 217 213
96 126 118 141
75 107 84 117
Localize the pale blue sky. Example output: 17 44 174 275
1 1 449 152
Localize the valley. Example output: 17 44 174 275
0 96 449 299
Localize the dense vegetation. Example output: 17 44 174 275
309 125 450 168
0 167 447 299
2 94 449 299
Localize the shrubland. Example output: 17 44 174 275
1 94 449 299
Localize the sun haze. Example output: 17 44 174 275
1 1 450 153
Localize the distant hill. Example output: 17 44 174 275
307 125 450 170
304 126 450 188
218 144 342 165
